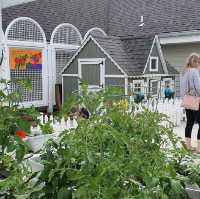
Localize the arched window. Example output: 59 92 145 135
84 27 107 40
5 17 46 43
50 24 82 84
51 23 82 46
5 17 47 106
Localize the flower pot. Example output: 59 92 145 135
27 154 44 172
26 134 53 153
186 187 200 199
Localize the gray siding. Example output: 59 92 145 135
63 39 124 75
105 78 125 92
63 77 78 101
145 42 164 74
82 64 100 85
162 43 200 73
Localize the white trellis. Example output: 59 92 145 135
5 17 48 108
49 23 82 110
0 28 5 79
84 27 107 40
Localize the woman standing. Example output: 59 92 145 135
180 53 200 153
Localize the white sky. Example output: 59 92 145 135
2 0 36 8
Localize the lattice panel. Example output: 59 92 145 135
10 69 43 102
7 19 44 42
53 25 81 45
56 50 75 84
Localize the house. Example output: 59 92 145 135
62 35 178 101
1 0 200 109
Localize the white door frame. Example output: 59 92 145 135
78 58 105 91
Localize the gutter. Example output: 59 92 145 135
159 30 200 45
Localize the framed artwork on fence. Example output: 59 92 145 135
10 48 42 70
9 48 43 102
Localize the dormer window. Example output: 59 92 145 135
150 56 158 72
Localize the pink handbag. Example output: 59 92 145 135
181 95 200 111
181 72 200 111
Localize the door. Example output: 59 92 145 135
78 59 105 92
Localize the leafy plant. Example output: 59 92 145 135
40 121 54 135
0 155 40 199
30 87 198 199
0 56 40 197
0 79 39 159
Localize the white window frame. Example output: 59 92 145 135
132 79 144 93
150 79 159 97
150 56 159 72
78 58 105 92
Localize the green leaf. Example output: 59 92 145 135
57 187 72 199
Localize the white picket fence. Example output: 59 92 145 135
131 98 185 127
156 99 185 126
34 98 185 132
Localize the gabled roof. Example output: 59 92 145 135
62 35 155 76
3 0 200 39
63 34 178 76
95 36 154 76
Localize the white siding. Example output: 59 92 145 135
2 0 35 8
162 43 200 73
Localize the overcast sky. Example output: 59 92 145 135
2 0 35 8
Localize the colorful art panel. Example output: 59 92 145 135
10 48 42 70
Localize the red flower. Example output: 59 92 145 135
16 130 28 139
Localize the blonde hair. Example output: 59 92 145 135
183 53 199 74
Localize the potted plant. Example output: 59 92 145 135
26 120 55 153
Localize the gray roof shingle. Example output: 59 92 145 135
165 61 179 75
94 36 154 76
109 0 200 37
3 0 200 39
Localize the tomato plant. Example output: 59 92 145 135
0 56 40 198
30 87 199 199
